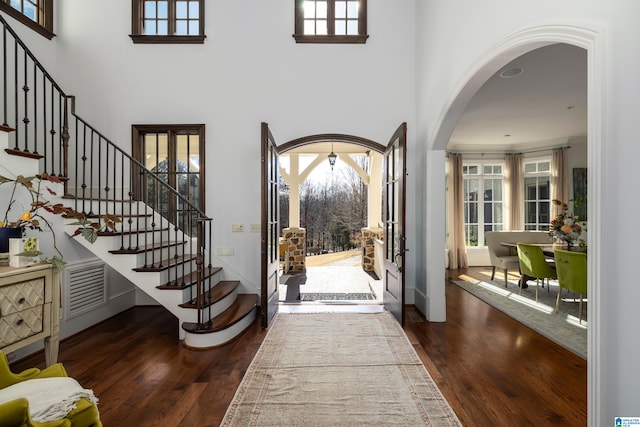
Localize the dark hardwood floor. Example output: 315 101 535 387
11 267 586 426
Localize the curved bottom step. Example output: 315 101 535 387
182 294 258 349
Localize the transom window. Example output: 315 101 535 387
463 163 504 247
294 0 368 44
0 0 53 39
130 0 205 44
523 159 551 231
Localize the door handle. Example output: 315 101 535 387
393 247 409 272
394 252 403 272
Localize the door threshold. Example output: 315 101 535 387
278 303 385 314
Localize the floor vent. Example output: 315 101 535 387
63 258 107 320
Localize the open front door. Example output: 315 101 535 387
382 123 407 325
261 123 280 328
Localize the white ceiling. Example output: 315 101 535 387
447 43 587 153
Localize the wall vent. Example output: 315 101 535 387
63 258 107 320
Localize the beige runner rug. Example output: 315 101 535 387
221 312 461 426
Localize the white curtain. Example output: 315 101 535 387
504 153 523 230
551 147 569 218
446 153 468 269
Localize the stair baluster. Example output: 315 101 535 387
0 12 257 347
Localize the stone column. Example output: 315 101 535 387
361 227 383 272
282 227 306 273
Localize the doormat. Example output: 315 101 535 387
300 292 375 301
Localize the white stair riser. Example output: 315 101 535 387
184 307 257 349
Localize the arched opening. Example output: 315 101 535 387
277 134 386 304
431 24 602 423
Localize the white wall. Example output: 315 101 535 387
42 1 417 301
415 0 640 424
0 1 416 302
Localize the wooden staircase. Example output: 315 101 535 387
1 123 258 349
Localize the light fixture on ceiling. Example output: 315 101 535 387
499 67 524 78
328 143 337 170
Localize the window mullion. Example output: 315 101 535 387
168 0 176 36
327 0 335 35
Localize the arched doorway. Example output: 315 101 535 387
278 134 385 304
429 24 602 422
262 125 408 325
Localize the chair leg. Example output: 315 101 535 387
491 266 496 281
504 269 508 287
579 295 584 324
535 278 539 303
555 287 562 313
519 276 524 295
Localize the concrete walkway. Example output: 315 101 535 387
278 255 383 303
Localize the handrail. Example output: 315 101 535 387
72 113 207 219
1 11 216 329
0 13 67 96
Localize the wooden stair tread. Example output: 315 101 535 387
156 266 222 289
109 240 186 254
4 148 44 159
97 226 171 236
62 195 135 203
87 213 151 219
132 254 196 272
182 294 258 334
178 280 240 309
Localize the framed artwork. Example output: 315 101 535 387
572 167 587 221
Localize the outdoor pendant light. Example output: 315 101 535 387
328 143 337 170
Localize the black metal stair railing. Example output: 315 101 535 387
1 13 68 177
0 12 217 329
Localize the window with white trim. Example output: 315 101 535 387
463 163 504 247
523 158 551 230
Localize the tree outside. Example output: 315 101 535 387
280 155 369 255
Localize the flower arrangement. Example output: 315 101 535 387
549 199 583 247
0 173 120 268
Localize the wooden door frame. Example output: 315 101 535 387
131 124 206 212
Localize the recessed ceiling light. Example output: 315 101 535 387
499 67 524 78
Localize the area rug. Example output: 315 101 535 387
299 292 375 301
221 312 461 426
453 278 587 359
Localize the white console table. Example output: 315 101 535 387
0 263 60 366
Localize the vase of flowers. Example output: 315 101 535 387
1 173 120 268
549 199 583 249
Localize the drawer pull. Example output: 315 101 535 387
16 318 24 326
18 297 26 304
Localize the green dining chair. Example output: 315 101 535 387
516 242 557 303
554 249 587 324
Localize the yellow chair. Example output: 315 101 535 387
516 242 557 302
0 353 101 427
0 398 70 427
554 249 587 323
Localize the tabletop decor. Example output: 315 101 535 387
0 173 120 268
549 199 583 249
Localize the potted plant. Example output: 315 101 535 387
0 173 120 268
